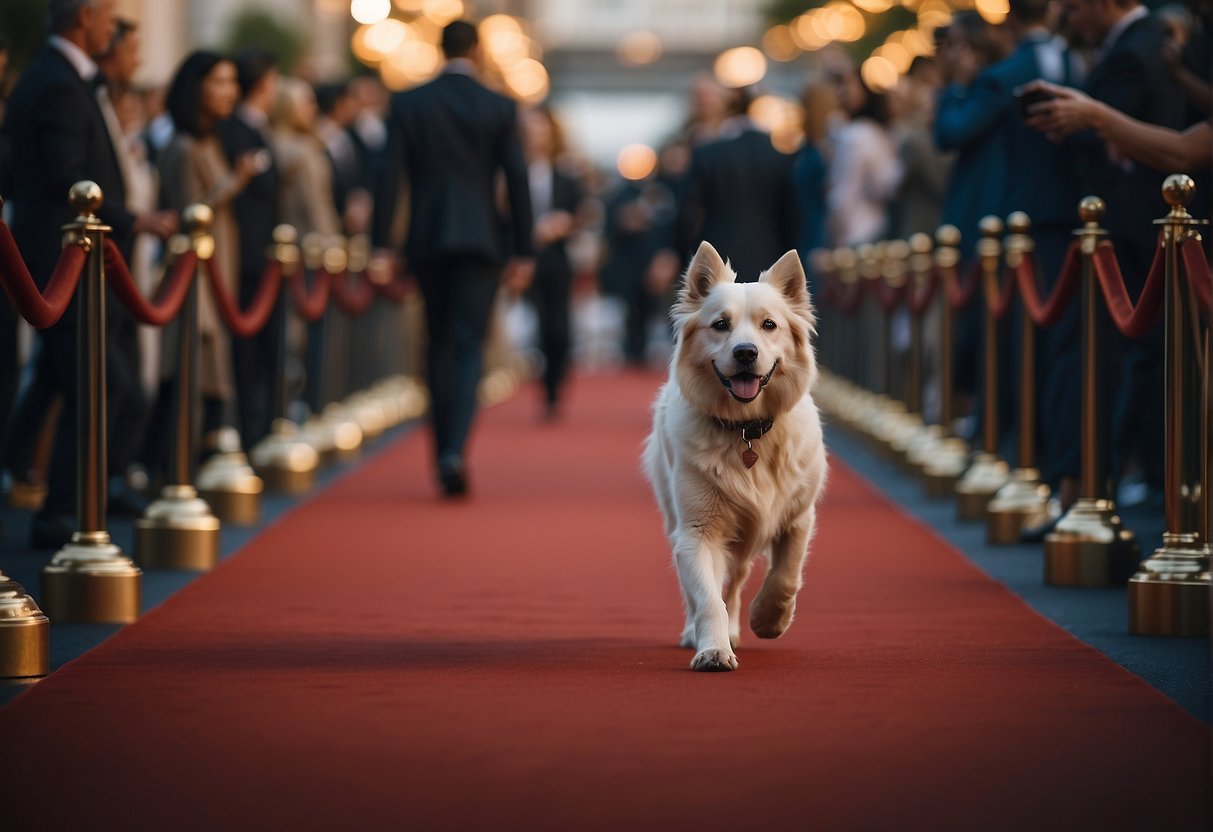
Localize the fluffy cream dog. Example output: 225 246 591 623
644 241 827 672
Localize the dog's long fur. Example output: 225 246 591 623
643 242 827 671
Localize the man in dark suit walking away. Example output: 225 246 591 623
2 0 176 548
374 20 534 497
673 87 798 285
219 49 282 450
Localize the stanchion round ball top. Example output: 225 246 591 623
1162 174 1195 208
979 215 1004 237
273 224 299 245
885 239 911 261
1006 211 1032 234
909 233 933 254
182 203 214 233
935 224 961 247
68 181 104 214
1078 196 1106 223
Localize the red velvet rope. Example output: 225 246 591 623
906 271 938 318
1015 243 1082 328
103 239 196 326
940 260 982 310
203 257 283 338
872 280 904 313
986 262 1019 320
287 267 330 322
1091 240 1164 339
1179 237 1211 323
328 268 376 316
835 279 865 316
371 261 414 305
0 222 87 329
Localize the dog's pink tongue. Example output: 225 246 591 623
731 376 760 400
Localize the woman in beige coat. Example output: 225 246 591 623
158 51 262 443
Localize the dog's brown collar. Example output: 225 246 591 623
716 417 775 442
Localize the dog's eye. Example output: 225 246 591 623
762 319 777 331
711 319 730 332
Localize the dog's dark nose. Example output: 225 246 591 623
733 343 758 365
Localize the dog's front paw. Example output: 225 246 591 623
750 595 795 639
690 648 738 672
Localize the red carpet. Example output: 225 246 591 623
0 371 1208 830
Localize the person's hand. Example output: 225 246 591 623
502 257 536 296
233 149 271 185
367 248 397 285
132 210 179 239
535 211 575 247
344 190 373 235
1023 80 1100 141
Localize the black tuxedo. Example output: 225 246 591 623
676 127 797 283
219 113 283 447
1 43 143 519
1078 13 1185 490
375 67 533 472
528 167 583 409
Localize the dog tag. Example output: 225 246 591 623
741 447 759 469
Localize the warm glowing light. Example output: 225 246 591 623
853 0 895 12
713 46 767 89
365 18 409 55
917 0 954 29
860 55 900 92
617 144 657 181
423 0 463 26
902 28 934 56
503 58 549 102
762 25 800 62
388 39 441 76
351 0 391 24
617 31 663 67
791 13 829 50
750 95 790 132
874 41 912 73
975 0 1009 22
392 0 425 11
825 2 866 42
480 14 522 39
485 29 529 65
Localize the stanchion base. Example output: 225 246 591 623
923 470 960 499
0 576 50 678
1128 535 1211 636
986 470 1054 544
1044 499 1139 586
8 481 47 511
261 465 315 495
135 485 220 570
41 536 141 623
251 425 320 495
1128 575 1210 637
197 487 261 526
955 454 1010 521
957 488 1000 522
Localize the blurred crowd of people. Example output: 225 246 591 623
0 0 1208 530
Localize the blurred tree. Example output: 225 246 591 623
224 10 307 73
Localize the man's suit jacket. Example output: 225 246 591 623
1080 13 1185 253
4 44 133 300
373 70 533 269
218 114 281 286
676 127 797 283
938 36 1082 230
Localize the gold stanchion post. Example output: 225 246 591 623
987 212 1056 543
1128 175 1211 635
899 233 948 470
41 183 142 620
249 225 319 494
920 225 971 496
956 216 1011 519
135 206 222 569
1044 197 1139 585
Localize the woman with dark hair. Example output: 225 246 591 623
825 68 903 248
158 51 262 448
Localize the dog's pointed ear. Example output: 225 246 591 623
681 241 729 303
759 250 809 306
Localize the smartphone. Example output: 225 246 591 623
1014 87 1053 118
